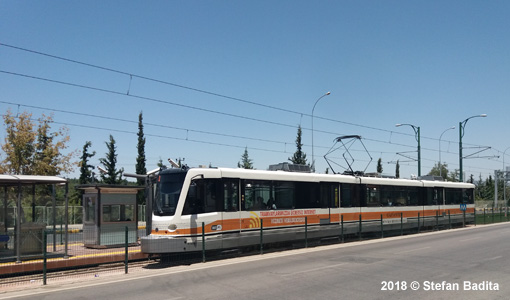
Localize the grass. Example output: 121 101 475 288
475 211 510 225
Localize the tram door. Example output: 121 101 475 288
222 179 241 247
426 187 444 217
320 182 340 223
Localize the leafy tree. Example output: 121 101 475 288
428 163 449 180
1 110 35 174
289 125 308 166
1 110 76 175
79 141 96 184
428 163 459 182
238 147 253 169
33 114 75 175
377 158 383 174
449 169 460 182
479 171 506 203
99 135 124 184
135 112 147 204
395 160 400 178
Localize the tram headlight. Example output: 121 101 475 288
168 224 177 231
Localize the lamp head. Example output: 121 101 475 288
97 166 107 174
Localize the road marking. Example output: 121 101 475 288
395 246 431 254
482 256 502 262
282 263 346 277
458 237 480 242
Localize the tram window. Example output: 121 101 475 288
463 189 474 204
394 187 408 206
407 187 420 206
244 180 272 210
183 179 222 215
333 185 339 208
366 186 381 207
223 179 239 212
320 183 339 208
380 186 394 206
340 185 351 207
341 184 359 207
295 182 319 209
425 188 443 205
445 188 462 204
274 181 294 209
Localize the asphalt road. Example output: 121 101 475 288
2 223 510 300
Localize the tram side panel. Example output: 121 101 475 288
141 170 475 254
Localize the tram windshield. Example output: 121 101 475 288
154 171 186 216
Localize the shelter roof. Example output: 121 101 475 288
0 174 67 186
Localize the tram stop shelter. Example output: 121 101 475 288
76 184 143 248
0 174 69 263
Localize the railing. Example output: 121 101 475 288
1 205 147 228
476 206 509 224
0 209 508 290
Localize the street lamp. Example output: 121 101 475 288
439 126 455 178
459 114 487 182
311 91 331 172
396 123 421 177
503 147 510 209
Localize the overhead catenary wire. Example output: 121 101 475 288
0 44 501 176
0 42 487 145
0 107 497 177
0 69 499 174
0 70 487 155
38 118 505 174
0 100 291 146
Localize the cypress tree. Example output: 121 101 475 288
135 112 147 204
289 125 308 165
99 135 123 184
238 147 254 169
79 141 95 184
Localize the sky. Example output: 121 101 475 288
0 1 509 181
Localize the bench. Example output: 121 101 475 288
0 234 9 243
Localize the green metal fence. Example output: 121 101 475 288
0 209 508 290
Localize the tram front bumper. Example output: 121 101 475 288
141 235 207 254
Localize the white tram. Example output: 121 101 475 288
141 166 474 254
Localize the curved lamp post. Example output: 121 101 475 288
459 114 487 182
439 126 455 178
396 123 421 177
311 91 331 172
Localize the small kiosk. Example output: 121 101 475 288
77 185 144 248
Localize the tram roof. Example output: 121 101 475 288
184 167 474 188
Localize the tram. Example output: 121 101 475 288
141 165 474 254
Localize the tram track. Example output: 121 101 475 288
0 259 154 288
